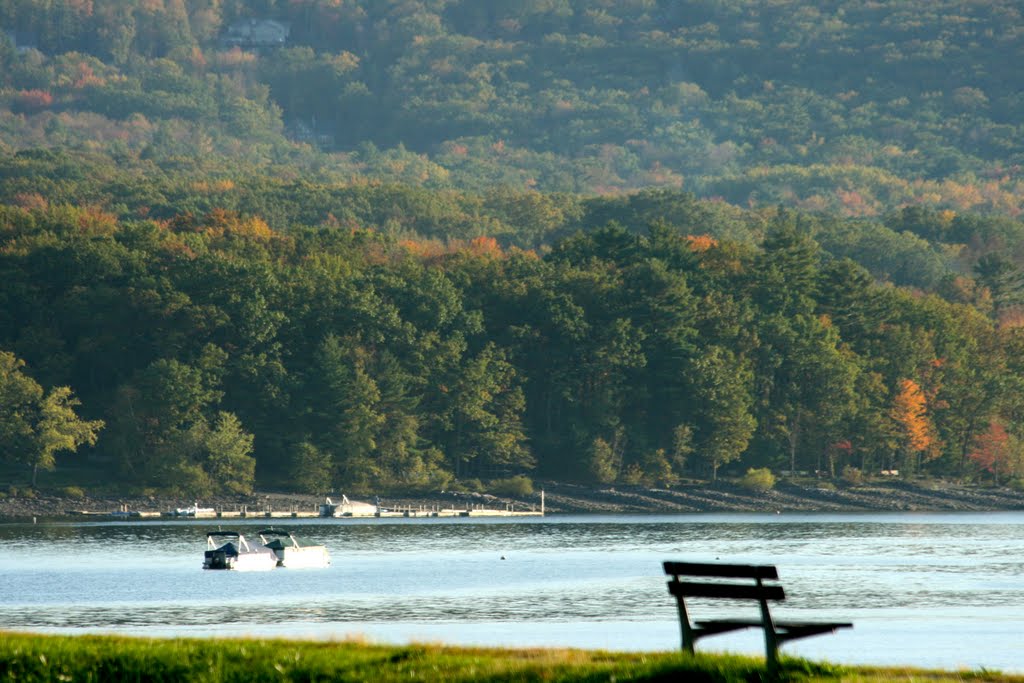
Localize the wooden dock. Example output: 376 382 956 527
318 493 545 519
372 504 543 518
176 508 321 519
69 500 544 520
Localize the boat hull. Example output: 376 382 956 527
274 546 331 569
258 528 331 569
203 549 278 571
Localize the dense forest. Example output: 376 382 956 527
3 200 1024 495
3 1 1024 497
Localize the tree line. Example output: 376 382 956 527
3 200 1023 495
5 153 1024 298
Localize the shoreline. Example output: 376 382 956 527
2 478 1023 521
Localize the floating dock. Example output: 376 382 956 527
319 494 544 519
68 494 545 519
360 504 542 518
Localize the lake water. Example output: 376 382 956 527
2 512 1023 673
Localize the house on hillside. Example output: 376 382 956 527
4 29 39 53
220 19 290 48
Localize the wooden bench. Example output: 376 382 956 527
664 561 852 672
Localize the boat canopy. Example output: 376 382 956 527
212 541 239 555
258 528 319 549
207 531 241 539
257 528 292 537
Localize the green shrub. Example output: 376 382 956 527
10 486 37 499
841 466 864 486
642 449 680 488
449 478 484 493
618 463 645 485
62 486 86 500
738 467 776 493
488 475 534 497
588 437 619 484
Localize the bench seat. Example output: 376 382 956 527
694 618 853 640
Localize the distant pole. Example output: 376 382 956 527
541 489 545 516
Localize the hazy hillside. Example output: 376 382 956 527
1 0 1022 216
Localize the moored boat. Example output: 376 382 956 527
203 531 278 571
257 528 331 568
176 502 216 517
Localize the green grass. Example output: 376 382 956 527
0 632 1020 682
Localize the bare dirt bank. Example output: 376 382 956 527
2 479 1023 521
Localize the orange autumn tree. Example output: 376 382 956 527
685 234 718 252
468 235 502 257
890 378 932 474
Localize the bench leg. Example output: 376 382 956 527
759 595 780 674
764 637 779 676
675 602 696 653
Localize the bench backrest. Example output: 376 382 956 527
663 561 786 602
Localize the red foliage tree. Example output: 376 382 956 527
13 90 54 114
968 421 1019 484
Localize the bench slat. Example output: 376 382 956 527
669 581 785 601
692 620 760 636
695 618 763 629
663 561 779 580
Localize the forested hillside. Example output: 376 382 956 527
3 1 1024 497
1 0 1023 215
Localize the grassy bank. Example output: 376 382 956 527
0 633 1018 682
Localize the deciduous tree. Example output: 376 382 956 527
890 378 932 473
0 351 103 486
968 421 1021 484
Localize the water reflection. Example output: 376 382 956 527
5 583 672 629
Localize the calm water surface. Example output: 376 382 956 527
2 512 1023 672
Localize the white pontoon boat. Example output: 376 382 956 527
202 531 278 571
257 528 331 568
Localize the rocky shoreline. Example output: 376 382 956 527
2 478 1023 521
537 479 1024 513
